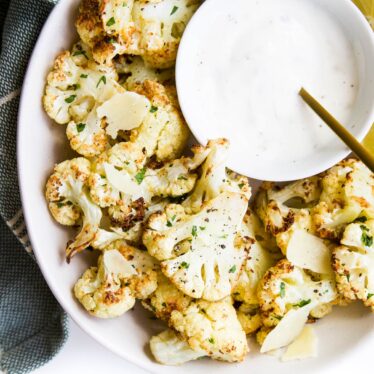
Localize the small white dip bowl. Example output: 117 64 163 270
176 0 374 181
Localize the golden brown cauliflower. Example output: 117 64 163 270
312 159 374 240
169 298 249 363
257 259 338 328
332 219 374 311
43 47 122 157
76 0 201 68
74 241 159 317
45 158 102 261
254 177 321 254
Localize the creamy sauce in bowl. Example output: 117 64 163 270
177 0 374 181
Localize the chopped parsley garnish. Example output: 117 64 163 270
72 50 88 59
80 74 88 78
96 75 107 88
361 227 373 247
294 299 311 308
135 168 146 184
65 95 76 103
106 17 115 27
229 265 236 273
108 38 116 44
367 293 374 299
280 282 286 298
180 261 190 269
76 123 86 132
191 225 198 237
166 215 176 227
219 234 228 239
178 175 188 180
199 226 206 231
208 338 215 344
149 105 158 113
238 183 244 189
355 216 367 223
346 274 351 281
170 5 178 15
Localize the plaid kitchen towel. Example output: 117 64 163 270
0 1 68 373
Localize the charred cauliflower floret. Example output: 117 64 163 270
169 298 249 363
182 139 251 214
254 177 321 254
45 158 102 261
143 192 250 301
312 159 374 240
142 272 192 321
115 55 174 89
232 211 278 334
43 49 122 157
74 242 158 317
89 141 208 230
257 259 338 328
332 219 374 311
76 0 201 68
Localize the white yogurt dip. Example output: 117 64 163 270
177 0 364 180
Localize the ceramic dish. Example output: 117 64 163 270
17 0 374 373
177 0 374 181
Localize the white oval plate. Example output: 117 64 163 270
17 0 374 373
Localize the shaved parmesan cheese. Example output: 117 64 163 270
104 163 142 199
281 325 317 361
97 92 150 139
102 249 137 278
287 230 332 274
260 305 312 353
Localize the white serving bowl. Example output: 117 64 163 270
17 0 374 373
176 0 374 181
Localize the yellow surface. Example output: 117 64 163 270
353 1 374 152
352 0 374 28
363 124 374 153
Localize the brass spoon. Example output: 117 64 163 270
299 87 374 173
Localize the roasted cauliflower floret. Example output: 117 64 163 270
254 177 321 254
232 211 278 334
233 211 278 305
143 192 250 301
129 79 189 161
45 158 102 261
89 141 208 229
169 298 249 363
74 242 158 317
257 259 338 327
142 272 192 321
76 0 201 68
182 139 251 214
312 159 374 240
115 55 174 89
236 303 263 335
150 329 205 365
43 49 122 156
332 219 374 311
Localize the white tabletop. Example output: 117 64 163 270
33 318 147 374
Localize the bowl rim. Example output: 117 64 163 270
176 0 374 181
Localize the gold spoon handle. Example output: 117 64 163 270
299 87 374 173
